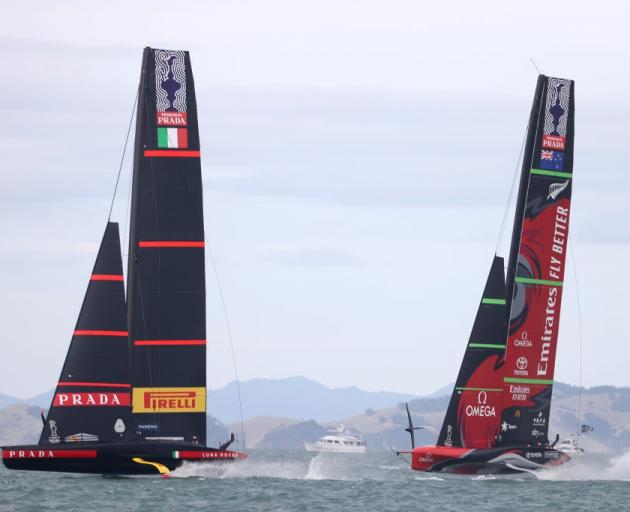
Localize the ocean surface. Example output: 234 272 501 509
2 450 630 511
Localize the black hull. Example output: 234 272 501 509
2 442 246 475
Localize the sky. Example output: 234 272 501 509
0 0 629 399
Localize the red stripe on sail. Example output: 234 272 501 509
138 241 205 248
73 330 128 337
57 382 131 388
90 274 124 281
144 150 200 158
134 339 207 346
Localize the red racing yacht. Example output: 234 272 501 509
399 75 575 475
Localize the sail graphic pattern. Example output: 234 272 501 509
437 256 507 448
499 76 575 446
40 222 130 445
155 50 187 113
127 48 206 444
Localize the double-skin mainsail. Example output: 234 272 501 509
127 49 207 444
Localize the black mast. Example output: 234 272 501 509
504 75 545 319
126 47 149 378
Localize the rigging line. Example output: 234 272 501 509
108 89 139 221
530 58 543 75
122 155 134 259
206 238 246 451
494 123 528 256
569 236 584 436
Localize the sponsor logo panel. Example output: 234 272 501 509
464 390 497 417
64 433 99 443
507 202 570 385
53 392 130 407
542 134 566 150
48 420 60 444
132 387 206 413
2 449 97 459
509 384 530 401
156 111 187 126
175 450 244 460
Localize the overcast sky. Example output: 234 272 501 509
1 0 629 400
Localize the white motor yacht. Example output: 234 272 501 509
304 425 366 453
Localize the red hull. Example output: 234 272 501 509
406 444 570 475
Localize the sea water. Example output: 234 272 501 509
1 450 630 511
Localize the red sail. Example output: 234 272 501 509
499 76 575 445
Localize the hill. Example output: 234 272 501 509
2 380 629 454
0 377 420 424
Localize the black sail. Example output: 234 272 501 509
437 256 507 448
127 48 206 444
40 222 130 445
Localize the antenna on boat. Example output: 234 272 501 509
530 58 543 75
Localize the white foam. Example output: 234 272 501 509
536 451 630 481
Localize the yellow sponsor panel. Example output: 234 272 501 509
132 387 206 413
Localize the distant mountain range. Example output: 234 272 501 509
203 376 422 423
0 390 52 411
0 376 424 424
226 382 630 452
4 378 629 454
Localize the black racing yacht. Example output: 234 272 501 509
2 48 245 476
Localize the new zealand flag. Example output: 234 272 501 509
540 150 565 171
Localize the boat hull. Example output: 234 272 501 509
304 442 366 454
408 445 570 475
2 442 246 475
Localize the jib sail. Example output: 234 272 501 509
127 48 207 444
498 76 575 445
437 256 507 448
40 222 130 445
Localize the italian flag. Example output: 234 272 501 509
157 127 188 149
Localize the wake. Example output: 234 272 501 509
535 452 630 481
171 452 372 481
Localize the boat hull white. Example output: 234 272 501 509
304 442 366 454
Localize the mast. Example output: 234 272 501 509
504 76 545 319
126 47 207 444
126 48 149 360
